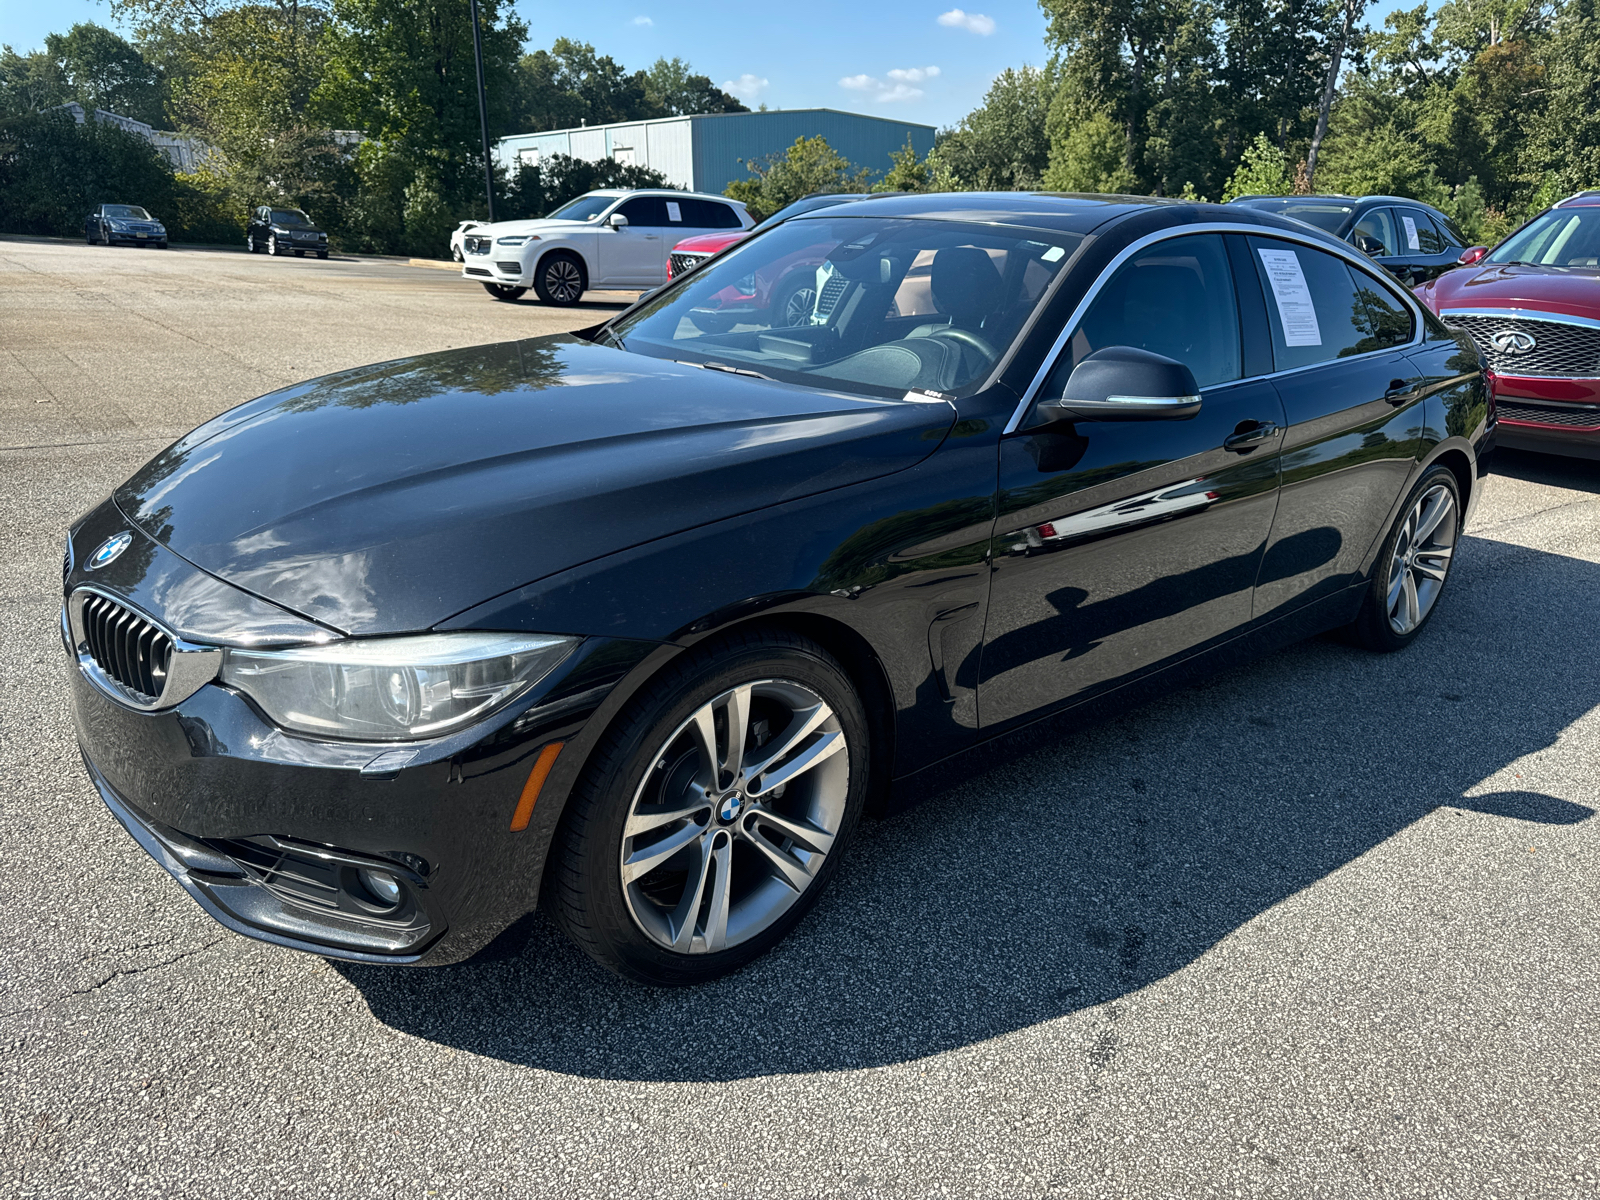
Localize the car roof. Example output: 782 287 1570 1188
776 190 1350 240
583 188 747 207
1556 190 1600 207
1231 193 1451 214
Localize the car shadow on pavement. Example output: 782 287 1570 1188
339 532 1596 1082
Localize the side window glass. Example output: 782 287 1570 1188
617 197 667 226
707 202 743 229
1348 266 1415 352
1247 237 1373 369
1046 234 1241 392
1410 210 1448 254
1350 208 1399 257
672 198 708 226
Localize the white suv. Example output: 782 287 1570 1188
460 189 753 305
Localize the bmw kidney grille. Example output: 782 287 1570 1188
79 593 173 703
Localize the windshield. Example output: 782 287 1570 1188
271 209 314 227
752 194 859 233
547 194 616 222
1488 208 1600 268
1234 198 1353 233
105 205 150 220
608 216 1081 400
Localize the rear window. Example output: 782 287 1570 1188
1233 197 1354 233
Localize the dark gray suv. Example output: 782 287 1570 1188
246 206 329 258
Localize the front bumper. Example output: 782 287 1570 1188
462 256 528 286
1493 375 1600 459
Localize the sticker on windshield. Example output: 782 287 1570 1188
1257 248 1322 347
1042 245 1066 262
665 201 682 223
1402 214 1420 251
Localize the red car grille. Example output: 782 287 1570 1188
1444 313 1600 377
1496 399 1600 429
669 251 709 279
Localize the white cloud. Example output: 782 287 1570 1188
631 14 653 24
840 67 939 103
937 8 996 34
722 73 770 101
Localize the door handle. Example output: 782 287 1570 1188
1385 378 1421 404
1223 421 1279 452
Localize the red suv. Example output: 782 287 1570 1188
1416 190 1600 459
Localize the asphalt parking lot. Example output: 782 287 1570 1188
3 235 1598 1198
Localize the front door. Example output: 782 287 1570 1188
594 196 667 287
979 233 1286 726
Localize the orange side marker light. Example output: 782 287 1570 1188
510 741 564 832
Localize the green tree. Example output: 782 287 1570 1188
1043 109 1139 192
1534 0 1600 195
874 136 932 192
643 57 747 116
724 135 869 221
928 65 1055 191
1222 130 1291 199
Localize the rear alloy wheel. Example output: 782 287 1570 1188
482 282 527 301
548 630 868 985
1348 464 1460 651
772 271 819 328
533 252 585 306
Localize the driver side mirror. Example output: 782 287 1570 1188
608 213 629 230
1035 347 1202 425
1354 234 1385 256
1457 245 1488 266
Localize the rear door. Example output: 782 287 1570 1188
1244 234 1427 622
979 232 1285 726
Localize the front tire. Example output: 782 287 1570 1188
533 251 585 306
547 629 868 986
267 234 280 256
1347 464 1461 651
771 269 819 328
482 282 527 301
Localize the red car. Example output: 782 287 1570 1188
1415 189 1600 459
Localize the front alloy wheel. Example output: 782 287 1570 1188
548 630 867 985
267 234 279 256
621 679 848 956
534 253 585 306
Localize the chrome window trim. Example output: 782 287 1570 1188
67 585 222 712
1006 222 1427 434
1440 307 1600 333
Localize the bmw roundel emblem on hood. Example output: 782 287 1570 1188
86 531 133 570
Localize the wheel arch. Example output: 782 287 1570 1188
1423 442 1474 515
537 244 589 289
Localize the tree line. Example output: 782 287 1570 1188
2 0 1596 252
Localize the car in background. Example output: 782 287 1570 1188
1415 190 1600 460
246 206 329 258
1229 194 1467 284
460 189 752 305
665 192 900 280
450 219 485 263
86 204 167 248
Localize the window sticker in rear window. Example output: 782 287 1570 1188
1401 214 1420 251
666 201 682 223
1257 248 1322 347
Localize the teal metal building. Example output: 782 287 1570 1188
494 109 936 196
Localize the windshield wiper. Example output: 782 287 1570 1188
690 360 775 381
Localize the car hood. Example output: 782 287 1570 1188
674 232 749 255
114 337 956 636
1421 262 1600 321
467 217 595 239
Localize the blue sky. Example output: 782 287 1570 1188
0 0 1052 129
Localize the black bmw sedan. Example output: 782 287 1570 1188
64 194 1492 985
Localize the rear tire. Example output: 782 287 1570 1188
1346 464 1461 652
533 251 586 306
482 282 527 301
546 629 868 986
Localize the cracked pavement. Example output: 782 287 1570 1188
3 238 1599 1198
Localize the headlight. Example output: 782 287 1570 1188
219 632 579 741
108 220 128 230
495 235 539 246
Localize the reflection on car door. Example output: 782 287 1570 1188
1243 234 1428 621
595 196 668 287
979 233 1286 727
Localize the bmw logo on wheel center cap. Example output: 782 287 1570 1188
717 793 743 822
86 532 133 571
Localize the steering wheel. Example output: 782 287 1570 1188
929 325 1000 364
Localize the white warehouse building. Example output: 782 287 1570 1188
494 109 937 197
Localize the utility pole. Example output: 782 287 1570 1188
469 0 496 223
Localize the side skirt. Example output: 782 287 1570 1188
879 582 1367 817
